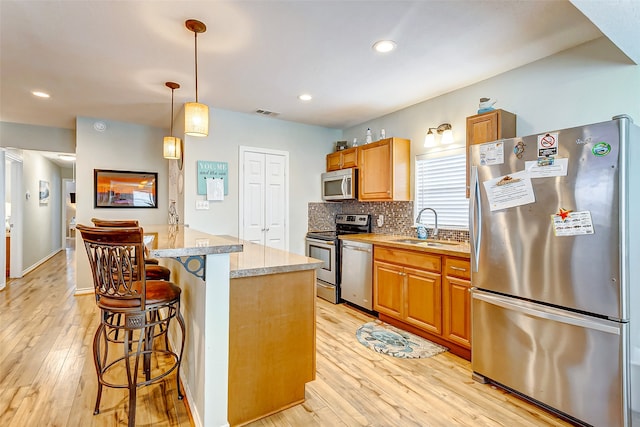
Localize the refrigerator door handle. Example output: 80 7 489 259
473 290 621 335
470 165 482 272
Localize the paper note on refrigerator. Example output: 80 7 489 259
551 210 594 236
525 157 568 178
483 171 535 211
479 141 504 166
206 177 224 201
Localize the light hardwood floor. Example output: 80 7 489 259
0 246 572 426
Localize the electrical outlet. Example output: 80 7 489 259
196 200 209 210
377 214 384 227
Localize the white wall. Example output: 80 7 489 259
343 37 640 199
0 122 75 153
21 151 64 272
182 108 340 255
75 117 168 292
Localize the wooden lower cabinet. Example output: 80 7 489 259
405 267 441 335
443 257 471 351
373 246 471 360
228 269 316 426
374 261 403 318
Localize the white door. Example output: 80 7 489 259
242 151 267 245
264 154 286 248
240 147 288 250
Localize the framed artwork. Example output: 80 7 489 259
39 180 50 204
94 169 158 208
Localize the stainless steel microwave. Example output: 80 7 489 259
321 168 357 201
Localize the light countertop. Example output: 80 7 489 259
229 241 323 279
143 225 322 278
144 225 243 258
339 233 470 258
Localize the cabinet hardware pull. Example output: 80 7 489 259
451 266 467 271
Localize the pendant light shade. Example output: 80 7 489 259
163 82 183 160
163 136 181 159
184 101 209 137
185 19 209 137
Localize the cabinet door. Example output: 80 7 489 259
373 260 403 318
341 148 358 169
359 140 392 200
467 112 499 146
443 275 471 348
466 109 516 197
326 152 342 171
404 267 442 335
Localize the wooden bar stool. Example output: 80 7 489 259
91 218 171 281
77 224 185 427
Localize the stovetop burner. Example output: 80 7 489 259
306 214 371 241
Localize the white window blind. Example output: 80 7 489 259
415 148 469 228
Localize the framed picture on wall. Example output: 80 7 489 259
94 169 158 208
39 180 50 204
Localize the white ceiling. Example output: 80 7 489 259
0 1 637 133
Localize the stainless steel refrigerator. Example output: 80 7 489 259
469 115 640 427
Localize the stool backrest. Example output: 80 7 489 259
77 224 147 311
91 218 140 228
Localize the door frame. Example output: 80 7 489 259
3 149 24 280
238 146 290 250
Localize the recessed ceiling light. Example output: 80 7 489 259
298 94 312 101
372 40 397 53
32 91 50 98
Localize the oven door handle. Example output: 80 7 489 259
306 238 335 246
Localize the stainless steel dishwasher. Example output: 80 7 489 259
340 240 373 310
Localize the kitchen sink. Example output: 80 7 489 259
390 238 460 247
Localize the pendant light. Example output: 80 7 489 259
163 81 182 160
184 19 209 137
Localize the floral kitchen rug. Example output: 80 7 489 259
356 320 448 359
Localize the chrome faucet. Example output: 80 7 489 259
416 207 438 239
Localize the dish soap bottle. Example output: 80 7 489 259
365 128 372 144
416 225 427 240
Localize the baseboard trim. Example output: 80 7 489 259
22 248 62 276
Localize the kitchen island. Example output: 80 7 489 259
228 241 323 427
144 225 321 427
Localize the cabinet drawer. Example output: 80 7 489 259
374 246 441 272
444 257 470 280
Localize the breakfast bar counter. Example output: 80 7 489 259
144 225 321 427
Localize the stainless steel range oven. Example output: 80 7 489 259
305 214 371 303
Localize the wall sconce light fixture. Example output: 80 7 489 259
424 123 453 147
163 82 183 166
184 19 209 137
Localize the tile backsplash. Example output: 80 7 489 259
308 201 469 243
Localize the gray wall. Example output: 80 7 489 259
21 151 64 270
343 37 640 202
181 107 341 255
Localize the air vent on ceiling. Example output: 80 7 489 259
255 109 280 117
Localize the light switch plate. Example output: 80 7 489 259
196 200 209 210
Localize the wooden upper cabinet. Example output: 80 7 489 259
326 147 358 171
358 137 410 201
466 109 516 197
